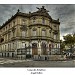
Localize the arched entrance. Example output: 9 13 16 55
7 53 9 57
5 53 6 57
32 43 38 55
2 53 3 57
12 53 14 57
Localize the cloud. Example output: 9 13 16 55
0 4 75 40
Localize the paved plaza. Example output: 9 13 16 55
0 58 75 67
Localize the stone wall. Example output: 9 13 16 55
33 55 66 61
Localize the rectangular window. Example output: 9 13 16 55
42 18 45 24
13 21 16 26
6 26 7 31
54 34 57 39
17 42 19 49
22 19 26 25
33 17 36 23
8 44 9 51
42 30 46 36
9 24 10 28
8 33 11 40
12 31 15 37
22 42 25 48
26 49 31 54
5 45 6 51
6 34 8 41
13 43 14 50
32 30 36 36
22 31 26 37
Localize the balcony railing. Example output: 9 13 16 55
29 23 50 27
29 36 53 40
10 36 54 41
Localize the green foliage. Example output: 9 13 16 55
64 34 73 44
63 34 75 49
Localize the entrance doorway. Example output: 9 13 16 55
32 43 38 55
45 57 47 60
5 53 6 57
12 53 14 57
7 53 9 57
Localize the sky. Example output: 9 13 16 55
0 4 75 40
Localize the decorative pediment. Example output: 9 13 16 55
20 25 27 31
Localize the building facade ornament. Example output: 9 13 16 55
0 6 60 59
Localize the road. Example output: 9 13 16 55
0 58 75 67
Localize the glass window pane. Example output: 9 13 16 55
42 30 45 36
22 31 25 37
32 30 36 36
54 34 57 39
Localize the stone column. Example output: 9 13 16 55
38 41 41 55
29 42 32 55
47 42 49 55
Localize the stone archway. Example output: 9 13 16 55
32 43 38 55
12 53 14 57
7 53 9 57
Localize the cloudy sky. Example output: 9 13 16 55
0 4 75 40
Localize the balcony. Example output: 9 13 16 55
29 36 52 40
29 23 50 28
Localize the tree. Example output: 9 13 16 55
63 34 75 53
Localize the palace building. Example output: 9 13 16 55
0 6 60 59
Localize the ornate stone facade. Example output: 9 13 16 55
0 6 60 59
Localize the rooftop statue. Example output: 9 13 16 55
36 6 49 13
